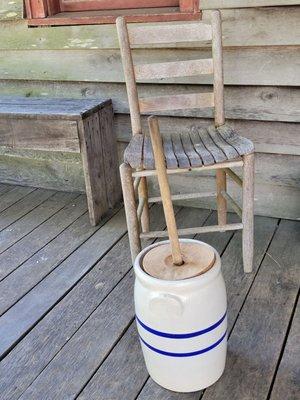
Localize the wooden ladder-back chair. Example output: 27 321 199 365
116 11 255 273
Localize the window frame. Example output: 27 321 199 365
25 0 200 26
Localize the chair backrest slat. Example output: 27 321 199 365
139 93 214 113
116 11 224 136
128 22 212 45
134 59 213 80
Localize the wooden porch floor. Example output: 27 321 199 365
0 183 299 400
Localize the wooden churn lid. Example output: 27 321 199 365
142 242 215 281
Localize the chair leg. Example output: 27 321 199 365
216 169 227 225
139 176 150 233
120 163 141 264
242 153 255 273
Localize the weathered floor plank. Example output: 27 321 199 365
0 195 88 314
0 188 55 231
270 296 300 400
0 206 123 359
0 185 298 400
0 185 35 213
73 212 237 400
201 220 300 400
0 205 167 400
0 191 78 254
137 215 279 400
0 183 14 195
0 194 86 281
13 207 211 400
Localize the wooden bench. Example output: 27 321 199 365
0 97 121 226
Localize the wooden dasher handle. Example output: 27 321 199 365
148 116 183 266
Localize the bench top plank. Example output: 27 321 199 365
0 97 111 120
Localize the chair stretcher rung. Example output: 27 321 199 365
221 190 242 219
132 160 244 178
148 191 216 203
140 223 243 239
225 168 243 187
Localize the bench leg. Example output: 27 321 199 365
78 119 109 226
216 168 227 226
242 153 255 273
120 163 141 263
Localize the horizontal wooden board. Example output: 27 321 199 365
201 0 300 8
139 92 214 112
0 0 22 20
115 114 300 156
1 7 299 50
0 118 80 152
0 47 299 86
134 58 213 80
149 175 300 219
0 81 298 123
128 21 212 44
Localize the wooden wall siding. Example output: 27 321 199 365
200 0 300 9
1 7 299 49
0 81 299 123
0 47 299 86
0 0 22 20
0 1 299 218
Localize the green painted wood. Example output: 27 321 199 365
0 183 13 195
1 7 299 50
0 81 298 123
0 0 22 20
0 47 299 86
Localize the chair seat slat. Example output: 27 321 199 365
139 92 214 113
171 132 190 168
195 127 227 163
163 133 178 169
128 22 212 45
207 126 239 159
189 127 215 166
180 133 203 167
134 59 213 80
217 125 254 156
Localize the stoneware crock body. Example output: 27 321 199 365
134 239 227 393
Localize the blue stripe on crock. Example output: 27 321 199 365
136 310 226 339
139 330 227 357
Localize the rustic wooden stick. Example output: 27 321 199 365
132 160 244 177
148 116 183 266
211 10 225 127
133 177 141 195
216 169 227 225
148 191 216 203
221 190 242 219
138 176 150 232
116 17 142 136
225 167 243 187
137 197 146 221
140 223 244 239
242 153 255 273
119 163 141 263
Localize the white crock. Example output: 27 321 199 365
134 239 227 393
